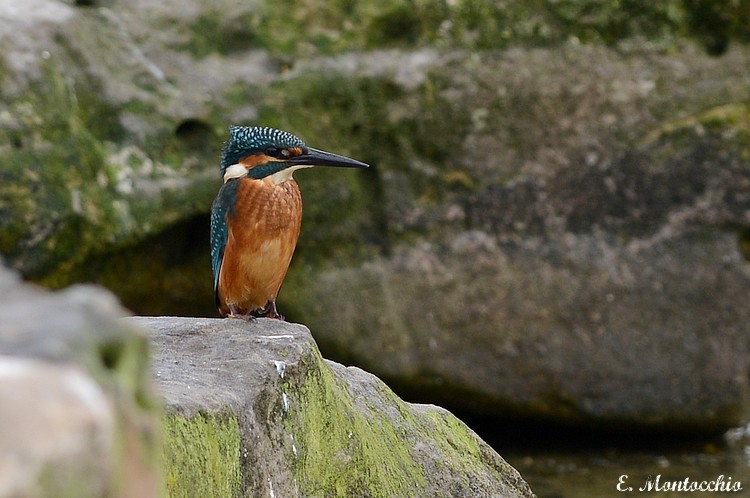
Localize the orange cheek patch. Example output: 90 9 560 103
239 154 278 169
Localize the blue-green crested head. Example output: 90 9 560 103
220 126 306 175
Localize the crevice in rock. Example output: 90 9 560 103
175 118 215 153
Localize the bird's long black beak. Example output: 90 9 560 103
291 147 369 169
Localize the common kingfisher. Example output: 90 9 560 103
210 126 369 320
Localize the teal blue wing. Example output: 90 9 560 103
210 181 238 310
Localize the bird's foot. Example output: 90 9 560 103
254 300 285 321
226 304 256 321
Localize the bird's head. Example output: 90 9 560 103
220 125 369 184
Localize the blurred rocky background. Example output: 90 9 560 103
0 263 160 497
2 0 750 441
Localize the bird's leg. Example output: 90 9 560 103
226 303 255 321
256 300 285 321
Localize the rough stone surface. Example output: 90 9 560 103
0 264 160 498
282 54 750 431
136 316 534 498
2 0 750 432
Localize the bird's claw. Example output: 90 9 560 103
226 304 256 321
254 300 285 321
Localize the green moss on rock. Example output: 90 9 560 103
182 10 258 57
288 349 426 497
642 103 750 146
280 342 530 496
421 407 517 478
245 0 749 55
0 61 126 281
163 411 242 498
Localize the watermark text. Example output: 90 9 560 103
617 474 743 493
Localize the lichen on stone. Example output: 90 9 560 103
163 411 242 498
286 347 426 497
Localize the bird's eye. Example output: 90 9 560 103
265 146 282 157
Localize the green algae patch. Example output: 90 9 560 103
420 407 516 477
288 348 426 497
163 411 242 498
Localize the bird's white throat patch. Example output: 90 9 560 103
223 163 313 185
265 164 313 185
223 163 247 183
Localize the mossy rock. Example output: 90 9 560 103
140 316 534 497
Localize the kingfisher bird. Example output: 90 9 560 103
210 126 369 320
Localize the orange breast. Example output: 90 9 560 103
217 178 303 316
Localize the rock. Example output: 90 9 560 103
283 53 750 432
0 260 534 496
134 316 534 498
2 0 750 433
0 264 160 498
0 0 218 290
